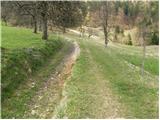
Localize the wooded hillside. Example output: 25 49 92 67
1 1 159 119
1 1 159 45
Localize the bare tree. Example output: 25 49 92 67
101 2 109 46
139 2 151 76
39 2 48 40
99 1 113 47
139 26 147 76
49 1 87 34
1 1 13 26
15 2 39 33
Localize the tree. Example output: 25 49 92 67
114 1 121 15
49 1 87 33
150 1 159 45
38 1 48 40
14 1 49 40
99 1 113 46
122 1 140 28
1 1 13 26
138 2 152 76
123 2 129 17
2 1 87 40
15 1 39 33
151 32 159 45
88 1 116 46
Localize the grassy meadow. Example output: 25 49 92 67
54 33 159 119
1 25 68 118
1 25 159 119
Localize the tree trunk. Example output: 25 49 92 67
41 2 48 40
42 15 48 40
103 25 108 46
33 17 37 34
62 27 66 33
39 20 42 31
102 2 109 47
4 19 7 26
4 21 7 26
141 33 146 76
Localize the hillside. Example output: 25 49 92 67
58 32 158 118
1 26 72 118
1 1 159 119
1 25 158 118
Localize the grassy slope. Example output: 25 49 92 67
2 26 45 49
55 33 158 118
2 25 158 118
2 41 72 118
1 25 70 118
1 25 62 49
2 25 63 99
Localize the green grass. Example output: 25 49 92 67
119 53 158 75
110 44 159 75
2 41 73 118
88 42 158 118
1 26 46 49
55 34 158 118
2 25 158 118
1 25 68 118
2 40 63 100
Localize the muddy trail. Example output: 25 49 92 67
24 41 80 118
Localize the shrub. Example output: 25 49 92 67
114 34 118 41
151 32 159 45
120 29 125 37
115 25 120 34
127 34 132 45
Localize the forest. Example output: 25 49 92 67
1 1 159 119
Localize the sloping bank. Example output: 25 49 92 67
24 41 80 118
1 38 80 118
2 39 66 118
2 40 63 101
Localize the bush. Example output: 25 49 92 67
151 32 159 45
115 25 120 34
114 34 118 41
1 40 63 101
127 34 132 45
120 29 124 37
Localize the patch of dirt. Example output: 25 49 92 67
24 42 80 118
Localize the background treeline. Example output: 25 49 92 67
86 1 159 45
1 1 87 40
1 1 159 45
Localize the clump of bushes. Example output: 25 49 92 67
1 40 63 101
127 34 132 45
151 32 159 45
115 25 120 34
120 29 124 36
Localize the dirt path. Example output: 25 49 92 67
52 38 127 118
24 41 80 118
22 32 158 118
